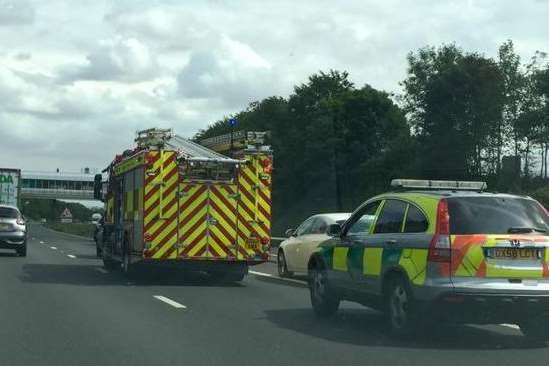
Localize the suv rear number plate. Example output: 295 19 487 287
487 248 542 260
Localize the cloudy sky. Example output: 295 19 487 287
1 0 548 172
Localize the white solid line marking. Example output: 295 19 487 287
95 268 108 274
501 323 520 330
50 246 57 250
249 270 307 285
153 295 187 309
67 254 76 259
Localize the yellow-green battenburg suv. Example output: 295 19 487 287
307 179 549 339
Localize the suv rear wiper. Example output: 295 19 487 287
507 227 548 234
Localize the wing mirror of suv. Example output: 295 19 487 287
327 224 342 237
285 228 296 237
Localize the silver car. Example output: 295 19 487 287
0 205 27 257
277 213 351 277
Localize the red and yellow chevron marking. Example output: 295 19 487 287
236 154 272 260
207 184 238 258
142 150 272 263
177 183 208 259
143 151 179 259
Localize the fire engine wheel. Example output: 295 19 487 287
309 265 339 317
385 276 418 337
122 250 132 274
277 250 293 278
520 317 549 342
102 256 118 271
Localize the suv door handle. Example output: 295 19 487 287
385 239 397 245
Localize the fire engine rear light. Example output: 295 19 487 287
428 199 452 263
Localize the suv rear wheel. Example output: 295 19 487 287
386 276 418 336
520 318 549 342
309 263 339 317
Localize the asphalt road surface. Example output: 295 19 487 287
1 225 548 366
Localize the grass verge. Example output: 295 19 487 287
45 222 95 238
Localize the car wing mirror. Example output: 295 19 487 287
285 228 296 237
326 224 342 237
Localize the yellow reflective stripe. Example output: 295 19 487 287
455 245 484 277
363 247 383 276
399 249 428 285
333 247 349 271
485 265 542 279
401 204 409 232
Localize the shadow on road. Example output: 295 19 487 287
0 252 19 257
264 308 547 350
19 263 244 288
74 254 101 260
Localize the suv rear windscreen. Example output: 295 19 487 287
0 207 19 219
448 196 549 235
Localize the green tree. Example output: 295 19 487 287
195 70 412 233
402 44 504 179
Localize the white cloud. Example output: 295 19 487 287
177 34 276 107
0 0 34 26
59 37 159 83
1 0 549 172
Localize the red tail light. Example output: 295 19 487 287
428 199 451 263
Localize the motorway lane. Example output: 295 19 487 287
1 225 548 366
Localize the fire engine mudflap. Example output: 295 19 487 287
96 128 273 281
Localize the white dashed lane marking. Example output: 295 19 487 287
50 246 57 250
500 323 520 330
67 254 76 259
95 268 108 274
153 295 187 309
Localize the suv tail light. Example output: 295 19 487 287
428 199 451 263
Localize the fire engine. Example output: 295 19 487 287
94 128 273 281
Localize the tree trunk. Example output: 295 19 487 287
543 143 549 178
541 144 545 178
524 139 530 178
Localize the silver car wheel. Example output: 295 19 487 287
312 269 327 302
277 251 286 276
390 284 409 330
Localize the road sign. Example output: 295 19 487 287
228 118 237 127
